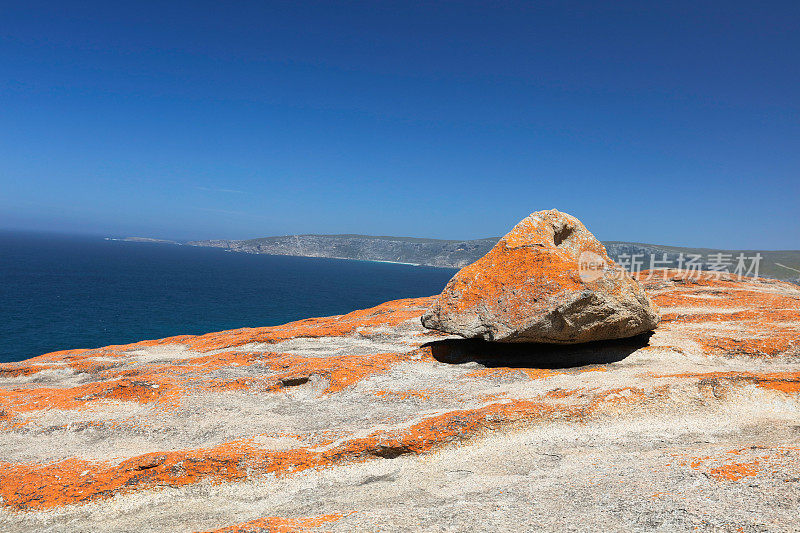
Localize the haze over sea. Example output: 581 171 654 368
0 231 455 363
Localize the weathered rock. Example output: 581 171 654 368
421 209 661 343
0 272 799 531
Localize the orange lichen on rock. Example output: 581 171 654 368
0 345 427 425
422 210 660 343
696 334 798 358
181 297 434 352
652 371 800 396
465 365 609 381
373 389 436 400
256 350 415 394
1 297 433 383
199 513 347 533
0 383 656 511
678 447 800 482
0 377 171 420
2 267 800 528
465 367 556 380
0 364 60 379
706 461 763 481
0 441 259 510
639 269 800 358
18 348 92 363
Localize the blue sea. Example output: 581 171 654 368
0 231 456 364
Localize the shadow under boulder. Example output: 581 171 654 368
423 333 653 370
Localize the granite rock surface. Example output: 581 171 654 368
0 271 798 532
422 210 661 343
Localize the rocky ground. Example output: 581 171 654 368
0 270 798 532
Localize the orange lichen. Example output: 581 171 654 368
199 513 347 533
652 371 800 396
0 346 430 425
465 367 556 380
3 358 789 511
5 297 433 383
256 350 414 395
0 363 60 378
0 393 602 510
373 389 434 400
695 335 798 358
465 366 608 381
181 297 433 352
3 267 800 517
424 210 659 343
638 269 800 358
0 442 257 510
705 461 762 481
0 370 194 423
677 447 800 482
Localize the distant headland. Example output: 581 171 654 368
177 234 800 283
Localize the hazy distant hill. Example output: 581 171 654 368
188 234 499 268
187 234 800 283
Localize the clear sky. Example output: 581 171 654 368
1 1 798 248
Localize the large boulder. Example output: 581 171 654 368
421 209 660 343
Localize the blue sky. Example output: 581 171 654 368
1 1 798 248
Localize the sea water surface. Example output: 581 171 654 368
0 231 456 363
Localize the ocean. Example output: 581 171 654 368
0 231 456 364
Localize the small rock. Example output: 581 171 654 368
421 209 660 343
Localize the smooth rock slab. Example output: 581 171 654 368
421 209 660 343
1 272 799 531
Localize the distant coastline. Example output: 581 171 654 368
109 233 800 283
105 237 181 245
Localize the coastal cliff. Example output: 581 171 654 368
187 234 800 282
188 234 499 268
1 270 798 531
